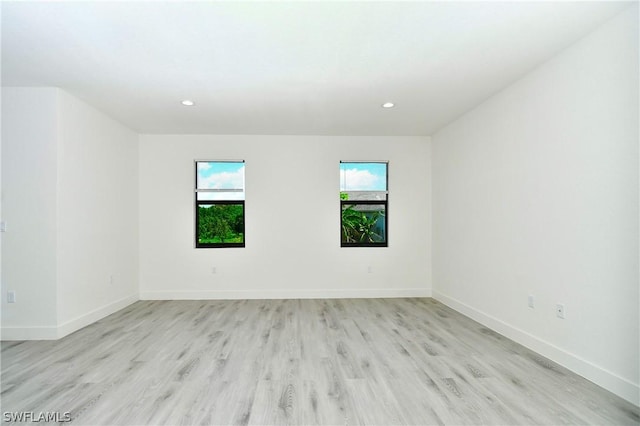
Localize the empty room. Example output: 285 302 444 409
1 1 638 425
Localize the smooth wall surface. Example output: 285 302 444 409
139 135 431 299
56 91 139 333
1 88 139 339
432 6 639 404
1 88 59 338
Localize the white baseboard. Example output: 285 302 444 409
433 290 640 407
1 326 59 341
1 294 138 341
56 294 139 339
140 287 431 300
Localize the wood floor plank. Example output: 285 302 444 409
1 298 638 425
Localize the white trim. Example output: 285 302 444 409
140 288 431 300
433 290 640 407
1 294 138 341
56 294 138 339
1 326 59 341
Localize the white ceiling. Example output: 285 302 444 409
1 1 632 135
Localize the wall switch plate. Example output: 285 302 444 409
556 303 565 319
528 295 535 308
0 221 6 232
212 267 217 274
367 266 373 274
7 291 16 303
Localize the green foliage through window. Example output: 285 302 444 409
196 161 245 248
341 205 385 244
340 161 388 247
198 204 244 244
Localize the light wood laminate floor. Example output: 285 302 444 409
2 298 638 425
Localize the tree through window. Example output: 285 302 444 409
340 161 388 247
195 161 245 248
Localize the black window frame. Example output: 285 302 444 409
340 161 388 248
195 160 245 249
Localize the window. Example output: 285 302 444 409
340 161 388 247
195 161 245 248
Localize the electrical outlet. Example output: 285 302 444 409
528 295 535 309
556 304 565 319
367 266 373 274
212 267 217 274
7 291 16 303
0 221 6 232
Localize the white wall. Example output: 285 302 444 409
1 87 139 339
432 6 639 405
1 88 59 338
139 135 431 299
56 91 139 335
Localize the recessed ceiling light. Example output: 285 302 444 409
181 100 195 106
382 102 395 108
